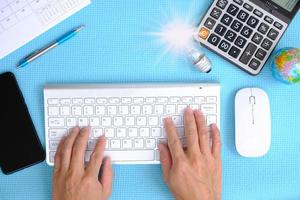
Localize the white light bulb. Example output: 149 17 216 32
187 47 212 73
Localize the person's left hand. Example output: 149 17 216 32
52 127 113 200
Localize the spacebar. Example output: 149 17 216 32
85 150 155 162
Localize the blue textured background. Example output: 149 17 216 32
1 1 300 199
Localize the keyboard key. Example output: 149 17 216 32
237 10 249 22
151 128 162 137
73 98 83 104
83 106 93 115
247 16 259 28
137 116 147 126
48 107 59 116
101 150 155 162
243 3 253 11
231 20 243 32
134 139 144 149
233 0 243 5
15 5 33 19
261 38 273 50
66 118 77 127
60 98 71 105
198 27 210 40
1 15 18 29
207 115 217 125
154 105 164 114
221 13 233 26
95 106 105 115
84 98 95 104
204 17 216 29
210 7 222 19
49 140 60 150
252 33 263 45
49 118 64 127
107 106 117 115
239 43 257 64
234 36 247 48
49 129 67 139
109 98 120 104
267 28 279 40
87 140 97 150
216 0 228 9
224 30 237 42
189 104 199 110
60 106 70 116
264 16 273 24
201 104 217 114
253 9 263 17
78 118 88 127
258 23 269 34
71 106 82 116
145 139 156 149
92 128 103 138
249 58 261 70
182 96 193 103
122 139 133 149
133 97 144 104
228 46 241 58
111 139 121 149
214 24 227 36
114 117 123 126
125 117 135 126
49 151 55 163
142 105 153 115
227 4 239 16
119 105 129 115
102 117 112 126
90 117 100 126
255 48 267 60
157 97 168 103
48 98 59 105
218 40 231 52
172 115 183 126
166 104 176 114
208 33 221 46
149 116 159 126
105 128 115 137
131 105 141 115
274 21 283 30
140 128 150 137
145 97 155 103
96 98 107 104
128 128 138 137
0 6 12 21
116 128 126 137
240 26 253 38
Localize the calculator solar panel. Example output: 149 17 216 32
195 0 289 75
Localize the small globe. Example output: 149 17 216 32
272 48 300 84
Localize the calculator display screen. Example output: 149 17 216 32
272 0 299 12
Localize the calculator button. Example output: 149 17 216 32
216 0 228 9
274 21 283 30
231 20 243 32
241 26 253 38
267 28 279 40
254 9 263 17
243 3 253 12
247 16 259 28
255 48 267 60
214 24 227 36
264 16 273 24
233 0 243 6
218 40 231 52
204 17 216 29
208 34 221 46
252 33 263 45
237 10 249 22
227 4 239 16
198 27 210 40
210 7 222 19
258 22 269 35
221 14 233 26
234 36 247 48
228 46 241 58
239 43 257 65
224 30 237 42
261 38 273 50
249 58 261 70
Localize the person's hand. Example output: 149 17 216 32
159 108 222 200
52 127 113 200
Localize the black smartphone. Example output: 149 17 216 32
0 72 45 175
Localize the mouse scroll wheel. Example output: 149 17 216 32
249 96 256 105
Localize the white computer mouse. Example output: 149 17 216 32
235 88 271 157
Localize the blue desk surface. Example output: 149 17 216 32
1 1 300 199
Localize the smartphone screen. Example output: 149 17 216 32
0 72 45 175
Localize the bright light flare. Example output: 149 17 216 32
150 20 196 54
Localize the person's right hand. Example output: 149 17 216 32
159 108 222 200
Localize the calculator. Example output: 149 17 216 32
195 0 300 75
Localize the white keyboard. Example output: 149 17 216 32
0 0 90 59
44 84 220 165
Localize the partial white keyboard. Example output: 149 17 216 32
44 84 220 165
0 0 90 59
